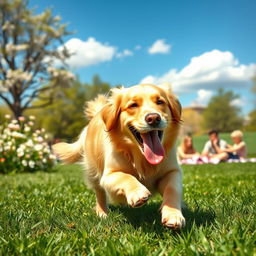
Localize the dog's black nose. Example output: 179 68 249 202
145 113 161 126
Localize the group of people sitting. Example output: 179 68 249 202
177 129 247 164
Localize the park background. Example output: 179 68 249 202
0 0 255 255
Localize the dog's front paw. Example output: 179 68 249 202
161 206 185 230
127 187 151 208
95 204 108 218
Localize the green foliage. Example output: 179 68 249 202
0 115 56 174
28 76 111 140
252 75 256 104
244 110 256 131
203 88 243 132
0 163 255 255
0 105 11 123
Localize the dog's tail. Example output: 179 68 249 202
84 94 108 121
52 127 87 164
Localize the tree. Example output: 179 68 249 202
0 0 74 119
252 75 256 106
245 75 256 130
203 88 243 132
28 76 111 140
181 108 203 135
245 110 256 131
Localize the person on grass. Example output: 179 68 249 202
201 129 228 163
215 130 247 160
177 135 200 163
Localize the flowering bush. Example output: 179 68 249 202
0 115 56 174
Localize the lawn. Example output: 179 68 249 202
0 163 255 255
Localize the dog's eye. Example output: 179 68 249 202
128 103 138 108
156 99 165 105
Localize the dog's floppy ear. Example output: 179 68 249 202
167 94 182 124
101 88 123 131
158 83 182 123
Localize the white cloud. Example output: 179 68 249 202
148 39 171 55
191 89 213 106
60 37 117 68
140 49 256 93
231 98 245 107
116 49 133 58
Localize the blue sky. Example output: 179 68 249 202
34 0 256 114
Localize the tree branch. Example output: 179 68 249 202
25 98 54 110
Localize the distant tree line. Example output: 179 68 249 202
181 78 256 135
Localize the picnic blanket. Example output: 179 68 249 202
180 156 256 165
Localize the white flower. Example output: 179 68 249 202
28 160 35 168
17 147 25 157
26 139 34 147
19 144 26 150
43 148 50 153
12 131 25 139
5 114 11 119
36 136 44 143
4 129 11 135
35 144 43 151
24 126 31 132
49 154 56 160
2 21 15 31
4 145 11 151
29 116 35 120
22 160 27 166
8 123 20 130
18 151 24 157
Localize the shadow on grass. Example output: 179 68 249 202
111 201 215 234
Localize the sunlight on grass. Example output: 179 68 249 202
0 163 255 255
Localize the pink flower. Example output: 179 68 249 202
18 116 25 122
8 123 20 130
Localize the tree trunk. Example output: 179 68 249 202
12 101 24 120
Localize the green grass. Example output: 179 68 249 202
0 163 255 255
192 131 256 158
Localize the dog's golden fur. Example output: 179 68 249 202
53 83 185 229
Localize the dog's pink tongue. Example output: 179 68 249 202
141 131 165 165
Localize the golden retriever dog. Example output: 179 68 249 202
53 83 185 229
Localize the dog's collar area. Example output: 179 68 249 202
128 124 163 150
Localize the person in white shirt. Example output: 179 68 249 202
201 129 228 162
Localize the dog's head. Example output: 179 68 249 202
101 84 181 165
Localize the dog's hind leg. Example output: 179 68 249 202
95 188 108 218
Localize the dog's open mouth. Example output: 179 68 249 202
128 125 165 165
